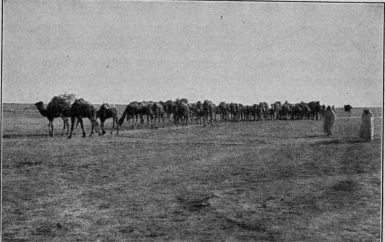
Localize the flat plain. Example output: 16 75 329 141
2 104 383 241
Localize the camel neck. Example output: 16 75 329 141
36 106 47 117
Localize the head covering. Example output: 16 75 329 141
363 108 372 115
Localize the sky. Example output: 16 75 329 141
2 1 384 107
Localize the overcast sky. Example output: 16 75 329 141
3 1 383 107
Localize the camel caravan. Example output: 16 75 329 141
35 94 328 137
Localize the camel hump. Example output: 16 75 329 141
74 98 92 106
101 102 111 109
48 96 72 109
50 96 68 104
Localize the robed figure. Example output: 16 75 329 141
359 108 374 142
324 106 336 136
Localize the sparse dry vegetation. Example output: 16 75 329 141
2 104 382 241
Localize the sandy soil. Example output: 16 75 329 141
2 105 382 241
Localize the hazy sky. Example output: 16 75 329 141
3 1 383 107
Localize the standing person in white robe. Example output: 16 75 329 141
323 106 336 136
359 108 374 141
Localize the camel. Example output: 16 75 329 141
118 101 142 129
238 103 244 121
151 102 165 128
268 107 276 120
229 103 240 122
191 101 204 124
308 101 322 120
161 100 174 122
251 104 263 121
68 98 100 138
96 103 119 135
214 105 222 122
35 96 73 137
280 101 293 120
138 101 153 127
202 100 215 127
344 104 352 117
298 102 311 120
291 104 303 120
173 99 189 126
272 101 282 120
218 102 229 122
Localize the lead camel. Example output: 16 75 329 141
35 96 72 137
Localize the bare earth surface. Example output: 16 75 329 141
2 104 382 241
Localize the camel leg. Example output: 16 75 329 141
73 119 77 135
74 118 80 135
68 117 76 138
101 118 106 135
155 115 159 128
64 118 70 135
100 121 105 135
111 117 114 134
113 116 119 134
89 118 95 136
94 119 100 135
115 117 118 134
78 118 85 137
61 118 66 136
48 121 54 137
161 115 165 127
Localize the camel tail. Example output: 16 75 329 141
118 109 128 126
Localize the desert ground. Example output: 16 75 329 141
2 104 382 241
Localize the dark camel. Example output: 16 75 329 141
202 100 215 127
68 98 100 138
173 99 189 126
35 96 72 137
151 102 165 128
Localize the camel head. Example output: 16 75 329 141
35 101 47 117
35 101 44 108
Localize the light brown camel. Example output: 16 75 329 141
68 98 100 138
118 101 142 129
150 102 165 128
96 103 119 134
